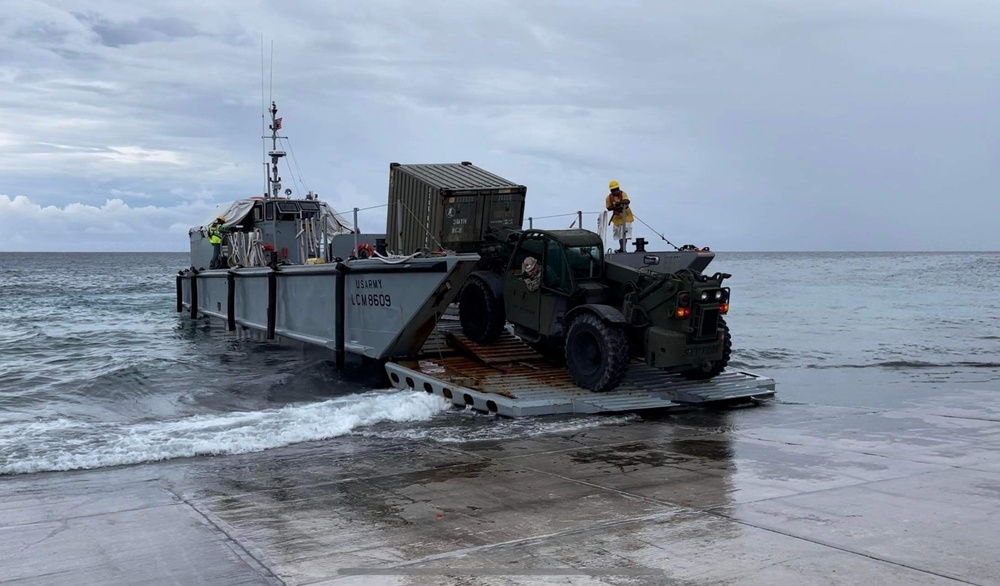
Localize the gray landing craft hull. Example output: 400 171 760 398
606 249 716 273
178 255 479 359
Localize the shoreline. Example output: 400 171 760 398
3 389 997 585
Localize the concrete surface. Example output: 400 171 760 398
2 395 999 585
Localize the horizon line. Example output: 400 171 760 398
2 250 997 254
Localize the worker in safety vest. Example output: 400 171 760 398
605 180 634 253
209 216 225 269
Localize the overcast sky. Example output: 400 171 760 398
2 0 999 252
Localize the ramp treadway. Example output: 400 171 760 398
386 321 775 417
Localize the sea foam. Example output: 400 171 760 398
0 390 451 475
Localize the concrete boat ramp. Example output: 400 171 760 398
388 319 775 417
3 387 999 585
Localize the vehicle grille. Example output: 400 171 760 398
694 304 720 340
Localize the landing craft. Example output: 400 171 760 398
176 102 481 362
176 103 774 416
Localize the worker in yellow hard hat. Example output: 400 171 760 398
605 180 634 253
209 216 226 269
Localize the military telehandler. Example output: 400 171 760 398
458 228 732 392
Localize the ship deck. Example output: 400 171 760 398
385 318 775 417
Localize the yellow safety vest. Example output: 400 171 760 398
209 224 223 244
605 191 634 226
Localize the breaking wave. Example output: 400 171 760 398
0 390 451 476
806 360 1000 370
732 347 1000 372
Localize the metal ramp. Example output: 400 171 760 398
385 320 775 418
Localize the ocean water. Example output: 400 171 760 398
1 251 998 476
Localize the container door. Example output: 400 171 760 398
485 191 526 235
440 195 482 248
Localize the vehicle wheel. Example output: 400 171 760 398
680 316 732 380
459 277 505 343
565 313 629 392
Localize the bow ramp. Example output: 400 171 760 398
385 320 775 418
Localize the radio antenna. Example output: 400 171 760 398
260 35 267 197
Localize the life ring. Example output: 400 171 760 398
354 242 376 259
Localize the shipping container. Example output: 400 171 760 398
386 162 527 254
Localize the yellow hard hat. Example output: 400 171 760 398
217 216 226 221
609 180 620 190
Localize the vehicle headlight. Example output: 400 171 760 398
700 291 709 301
715 290 722 300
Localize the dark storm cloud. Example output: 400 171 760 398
77 14 203 47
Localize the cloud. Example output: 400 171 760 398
82 15 203 48
1 0 999 251
0 194 216 252
109 188 155 199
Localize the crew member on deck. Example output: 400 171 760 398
209 216 226 269
606 180 634 253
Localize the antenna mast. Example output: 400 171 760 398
260 36 267 198
266 102 286 199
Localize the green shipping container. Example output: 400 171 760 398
386 162 526 254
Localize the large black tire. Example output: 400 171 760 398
565 313 629 392
680 316 732 380
459 277 505 343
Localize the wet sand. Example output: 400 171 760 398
3 377 999 585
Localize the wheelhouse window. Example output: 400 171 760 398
276 202 299 221
299 201 320 219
